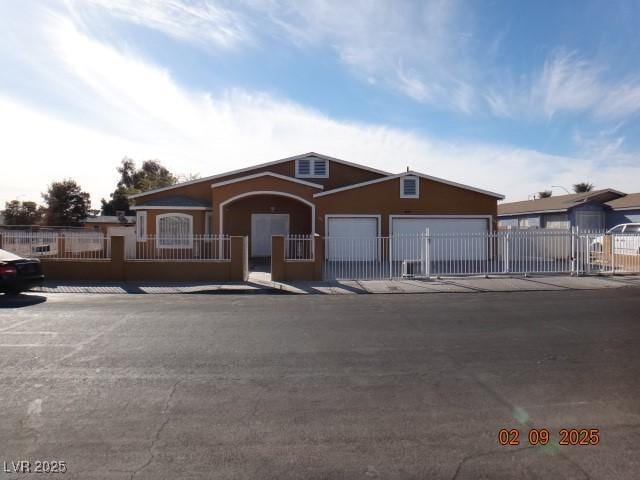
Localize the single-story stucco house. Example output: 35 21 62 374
129 152 504 258
498 189 640 230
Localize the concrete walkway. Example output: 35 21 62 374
27 274 640 295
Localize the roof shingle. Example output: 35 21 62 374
498 189 625 216
605 192 640 210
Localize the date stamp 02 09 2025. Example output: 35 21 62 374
3 460 67 474
498 428 600 446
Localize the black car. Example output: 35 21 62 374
0 248 45 294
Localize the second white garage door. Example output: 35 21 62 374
326 217 378 260
391 217 489 260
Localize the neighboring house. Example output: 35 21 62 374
84 214 136 234
498 189 626 230
129 152 504 258
604 193 640 228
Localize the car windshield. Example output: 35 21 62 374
608 226 624 234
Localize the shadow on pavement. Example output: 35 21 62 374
0 293 47 308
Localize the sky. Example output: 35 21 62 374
1 0 640 209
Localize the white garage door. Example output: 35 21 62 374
326 217 378 260
391 217 489 261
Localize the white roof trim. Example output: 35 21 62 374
210 172 324 189
130 206 211 211
606 205 640 211
129 152 388 199
314 171 505 199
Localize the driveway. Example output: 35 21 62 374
1 289 639 479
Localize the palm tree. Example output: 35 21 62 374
538 190 552 198
572 182 594 193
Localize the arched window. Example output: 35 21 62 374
156 213 193 248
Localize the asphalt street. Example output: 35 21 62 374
1 289 639 479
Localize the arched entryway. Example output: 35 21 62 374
219 191 315 269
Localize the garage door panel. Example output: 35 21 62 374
327 217 378 261
391 217 489 261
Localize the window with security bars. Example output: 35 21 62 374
401 176 419 198
157 214 193 247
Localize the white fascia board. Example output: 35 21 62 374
210 172 323 189
607 206 640 211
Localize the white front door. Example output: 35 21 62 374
251 214 290 256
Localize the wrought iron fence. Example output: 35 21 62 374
0 231 110 259
127 235 231 261
284 234 314 260
323 229 639 280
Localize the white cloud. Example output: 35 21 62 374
73 0 250 49
258 0 477 112
57 1 640 121
62 0 478 112
487 49 640 121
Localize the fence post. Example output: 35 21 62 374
110 235 125 281
0 233 3 250
243 237 249 281
271 235 285 282
57 235 66 259
230 236 246 281
388 236 393 279
502 231 509 273
570 226 576 276
313 234 324 280
424 228 431 279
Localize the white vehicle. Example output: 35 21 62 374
591 223 640 255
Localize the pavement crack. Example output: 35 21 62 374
130 379 181 479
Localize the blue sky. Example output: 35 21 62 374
1 0 640 208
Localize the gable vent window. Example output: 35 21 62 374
401 176 419 198
296 157 329 178
313 159 327 176
297 159 311 176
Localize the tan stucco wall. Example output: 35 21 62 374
145 209 208 236
315 176 498 236
211 176 318 235
271 235 323 281
222 194 311 254
39 236 247 282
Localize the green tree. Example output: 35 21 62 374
1 200 43 225
101 158 178 215
538 190 552 198
573 182 594 193
42 179 91 226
